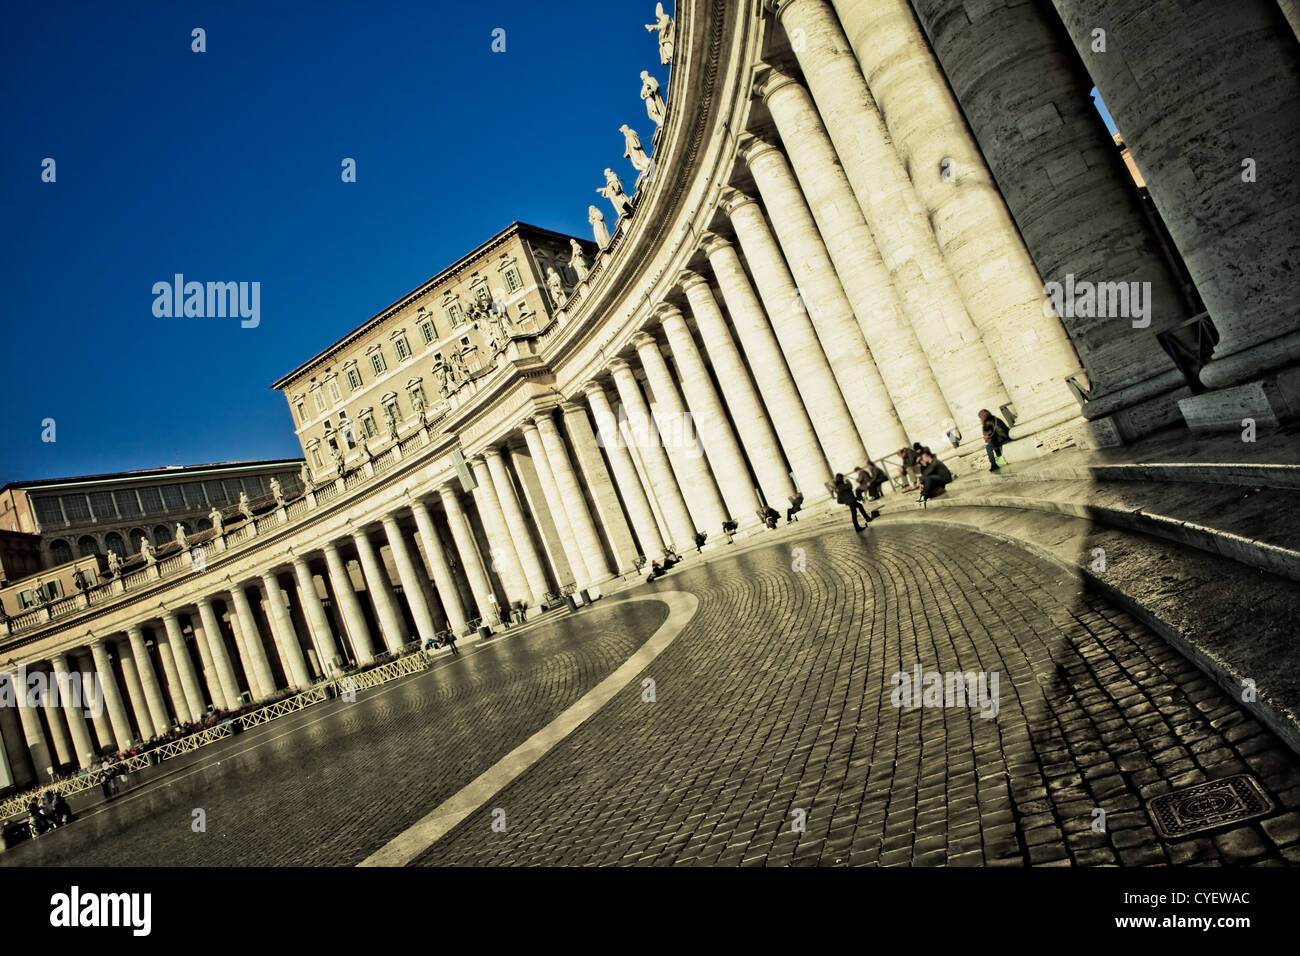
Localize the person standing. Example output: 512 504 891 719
834 473 873 532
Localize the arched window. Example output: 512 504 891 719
104 532 127 557
129 528 149 553
196 518 212 531
49 539 73 565
77 535 100 558
153 525 171 546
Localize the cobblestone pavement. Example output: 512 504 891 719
420 524 1300 866
1 600 667 866
7 522 1300 866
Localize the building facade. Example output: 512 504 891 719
1 0 1296 790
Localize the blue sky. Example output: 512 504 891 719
0 0 669 482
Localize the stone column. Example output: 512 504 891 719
14 678 52 776
721 190 872 470
90 639 135 748
438 486 500 625
50 653 96 768
292 556 344 671
382 514 441 643
561 403 641 571
1051 0 1300 395
532 414 614 584
117 639 155 739
409 500 470 634
665 290 790 513
519 421 591 585
483 448 551 603
606 359 698 547
196 596 243 708
152 621 195 724
467 458 533 605
40 668 73 765
127 623 173 732
738 137 914 455
759 41 1010 435
906 0 1189 439
261 570 313 687
632 332 730 531
321 543 380 662
162 611 208 717
351 530 408 652
699 236 830 495
510 443 574 587
824 0 1084 434
582 382 666 557
76 650 112 753
227 587 275 700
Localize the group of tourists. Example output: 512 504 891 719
833 462 886 532
27 789 74 837
645 546 684 583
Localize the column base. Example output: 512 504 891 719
1198 329 1300 390
1177 367 1300 432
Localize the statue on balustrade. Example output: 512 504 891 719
238 491 254 521
569 238 590 281
640 71 666 127
210 506 224 536
362 435 376 462
412 387 426 418
448 350 469 383
546 266 568 307
621 124 653 172
140 540 156 566
645 3 674 65
174 524 189 550
106 550 122 577
588 205 611 249
270 476 285 505
299 463 313 491
597 168 633 218
435 359 453 397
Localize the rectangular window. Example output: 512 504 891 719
313 390 327 413
114 490 141 516
408 385 426 408
383 399 400 423
394 336 411 361
371 351 387 376
137 487 164 514
346 366 362 390
183 482 206 508
310 448 323 468
328 379 341 403
203 480 227 504
504 268 522 292
34 497 64 525
60 495 91 521
223 479 243 501
162 485 185 510
296 401 306 422
419 319 435 344
360 413 377 438
446 304 464 328
88 491 117 519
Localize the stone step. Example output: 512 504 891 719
881 474 1300 582
879 503 1300 757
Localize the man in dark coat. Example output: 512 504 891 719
918 451 952 500
979 409 1011 471
834 473 873 532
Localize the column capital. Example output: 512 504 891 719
606 356 632 376
718 186 759 216
581 379 608 398
736 132 782 168
558 401 587 418
676 269 710 293
699 232 733 256
751 62 802 103
467 454 489 469
653 301 686 323
631 330 659 351
483 444 508 462
380 512 402 527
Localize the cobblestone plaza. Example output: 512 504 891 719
2 0 1299 879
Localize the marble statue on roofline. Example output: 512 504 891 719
646 3 674 65
210 506 224 535
598 168 633 218
641 71 666 127
238 491 254 521
174 524 189 550
588 205 611 248
107 550 122 577
569 238 590 281
546 266 568 307
270 476 285 505
140 539 156 566
621 124 653 172
299 462 312 490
